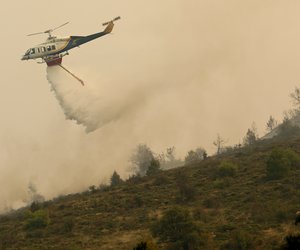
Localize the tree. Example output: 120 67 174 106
290 87 300 112
159 147 183 169
130 144 156 176
110 171 123 187
278 111 300 137
243 123 258 146
243 129 256 145
213 134 226 155
146 158 161 176
266 115 277 132
166 147 176 162
184 147 207 165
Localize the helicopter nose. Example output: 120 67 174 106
21 55 28 60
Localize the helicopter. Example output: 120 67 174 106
21 17 120 85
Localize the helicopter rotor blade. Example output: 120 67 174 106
102 16 121 26
27 31 45 37
27 22 69 37
52 22 69 32
113 16 121 22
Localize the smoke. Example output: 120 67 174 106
46 66 148 132
1 0 300 214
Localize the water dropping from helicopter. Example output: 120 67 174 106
46 65 148 133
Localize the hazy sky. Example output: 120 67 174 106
1 0 300 211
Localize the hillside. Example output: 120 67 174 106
1 137 300 249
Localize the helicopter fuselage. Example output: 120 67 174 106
21 21 115 66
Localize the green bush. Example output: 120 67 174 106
217 161 238 178
152 207 201 249
266 148 300 179
24 210 50 231
285 148 300 169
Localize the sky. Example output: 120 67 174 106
1 0 300 211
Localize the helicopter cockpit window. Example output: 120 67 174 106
47 46 52 51
24 49 30 56
51 45 56 50
30 48 36 54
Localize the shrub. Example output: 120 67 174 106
30 201 42 212
203 196 220 209
133 239 158 250
152 207 201 249
24 210 50 230
133 242 147 250
99 183 110 192
132 195 144 208
62 218 75 233
217 161 238 178
213 178 230 189
281 234 300 250
153 175 169 186
88 185 97 193
221 230 253 250
285 149 300 169
175 171 196 202
193 208 210 223
266 148 294 179
126 174 143 184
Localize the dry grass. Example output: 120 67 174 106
2 137 300 249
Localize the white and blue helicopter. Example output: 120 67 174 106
22 17 120 85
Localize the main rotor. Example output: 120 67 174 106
27 22 69 38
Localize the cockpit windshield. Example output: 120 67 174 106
24 48 36 55
24 49 31 56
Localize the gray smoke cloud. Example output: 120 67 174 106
1 0 300 213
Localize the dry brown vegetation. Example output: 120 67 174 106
1 137 300 249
